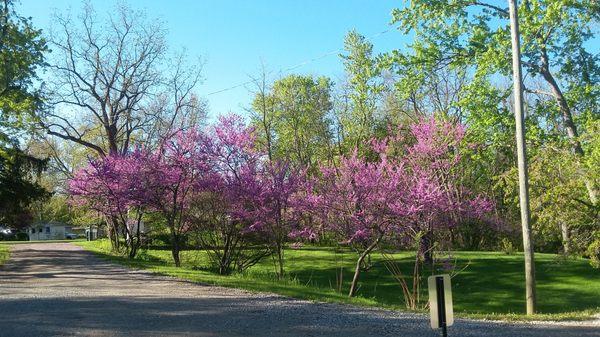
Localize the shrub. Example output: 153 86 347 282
15 232 29 241
148 233 171 248
500 238 515 255
587 237 600 269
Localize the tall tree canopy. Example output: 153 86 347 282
251 74 334 170
43 3 204 157
0 0 48 227
0 145 49 227
0 0 46 138
387 0 599 206
338 30 383 155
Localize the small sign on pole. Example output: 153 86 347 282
428 274 453 337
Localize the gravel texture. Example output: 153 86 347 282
0 243 598 337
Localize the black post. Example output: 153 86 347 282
436 276 448 337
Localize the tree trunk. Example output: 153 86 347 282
348 235 381 297
128 242 138 259
539 49 598 205
171 233 181 267
127 215 142 259
419 231 434 266
276 242 284 279
219 238 232 275
560 222 570 255
106 122 120 155
107 218 120 251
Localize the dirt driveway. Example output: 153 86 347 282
0 243 597 337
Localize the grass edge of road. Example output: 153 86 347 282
75 241 599 323
0 244 9 266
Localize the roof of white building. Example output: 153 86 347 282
26 221 69 228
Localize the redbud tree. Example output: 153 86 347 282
144 128 215 267
303 117 493 300
69 149 152 258
251 160 304 278
191 115 273 274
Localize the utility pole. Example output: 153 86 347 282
508 0 536 315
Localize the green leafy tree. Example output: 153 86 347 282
0 0 46 138
0 145 49 227
499 145 597 254
0 0 48 228
388 0 599 206
251 74 334 170
338 30 383 154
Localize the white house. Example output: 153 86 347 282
26 222 72 240
83 225 105 241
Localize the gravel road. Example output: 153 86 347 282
0 243 598 337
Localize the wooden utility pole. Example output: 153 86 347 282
508 0 536 315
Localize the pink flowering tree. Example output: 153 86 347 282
193 116 304 276
305 148 409 297
69 149 152 258
381 117 494 309
303 117 494 302
71 128 216 266
191 115 272 275
399 118 494 262
250 160 304 278
144 128 215 267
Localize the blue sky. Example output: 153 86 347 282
18 0 406 118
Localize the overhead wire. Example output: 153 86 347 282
205 27 394 96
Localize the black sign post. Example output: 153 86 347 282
428 274 453 337
435 276 448 337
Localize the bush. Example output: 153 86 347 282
500 238 515 255
17 233 29 241
147 233 172 248
587 238 600 269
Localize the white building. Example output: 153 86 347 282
84 225 105 241
26 222 72 240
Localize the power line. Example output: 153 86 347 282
205 27 394 96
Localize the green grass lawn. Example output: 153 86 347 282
0 244 9 265
77 240 600 321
